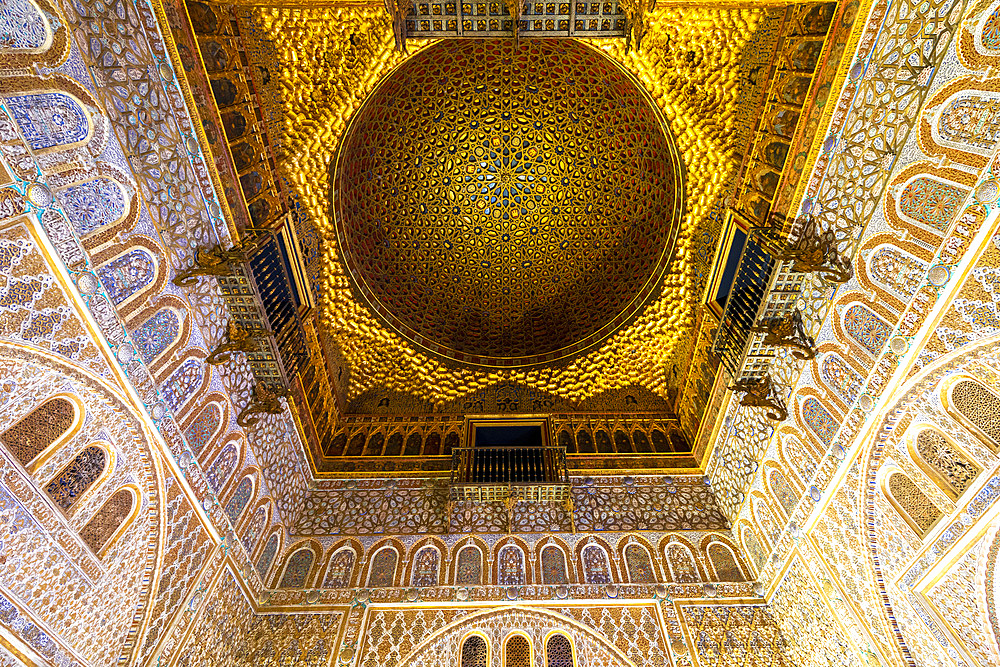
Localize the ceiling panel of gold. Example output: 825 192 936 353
252 4 764 407
333 38 684 368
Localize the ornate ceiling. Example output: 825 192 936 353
333 39 684 368
253 5 764 407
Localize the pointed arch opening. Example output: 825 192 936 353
545 633 576 667
884 471 944 538
1 396 78 468
910 427 981 500
368 546 399 587
80 487 136 556
624 543 656 583
44 444 108 512
455 544 482 585
411 545 440 587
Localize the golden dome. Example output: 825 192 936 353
332 39 684 368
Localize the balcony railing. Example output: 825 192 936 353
450 446 570 503
712 224 806 382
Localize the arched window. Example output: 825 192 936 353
279 548 314 588
666 543 699 583
843 304 890 356
162 359 203 412
541 545 568 584
1 397 75 466
505 635 531 667
80 488 133 555
820 354 862 403
256 534 278 579
461 635 488 667
498 545 525 586
898 176 967 232
224 476 253 523
913 428 981 499
97 249 155 306
545 634 575 667
45 445 106 511
624 544 655 583
950 379 1000 448
206 444 238 492
132 309 180 364
581 544 610 584
0 0 50 51
323 548 355 588
185 403 221 455
241 507 266 555
868 247 926 299
802 397 838 446
886 471 943 538
411 546 439 587
6 93 89 150
708 543 745 582
768 469 799 518
455 545 482 585
368 547 398 587
60 178 127 236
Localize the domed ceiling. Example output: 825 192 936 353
332 39 684 368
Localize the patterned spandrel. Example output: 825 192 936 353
224 476 253 523
184 404 220 455
707 544 745 582
80 489 133 554
461 635 488 667
505 635 530 667
5 93 88 150
368 548 397 587
802 397 838 445
0 0 49 50
887 472 943 536
455 545 482 585
581 544 610 584
843 304 890 355
279 548 314 588
0 397 74 466
624 544 655 583
744 528 766 570
132 309 179 364
44 445 106 511
546 634 574 667
411 546 439 587
541 545 568 584
97 249 154 305
257 534 278 579
59 178 125 236
498 545 525 586
334 38 680 368
951 379 1000 446
914 429 980 499
323 549 354 588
